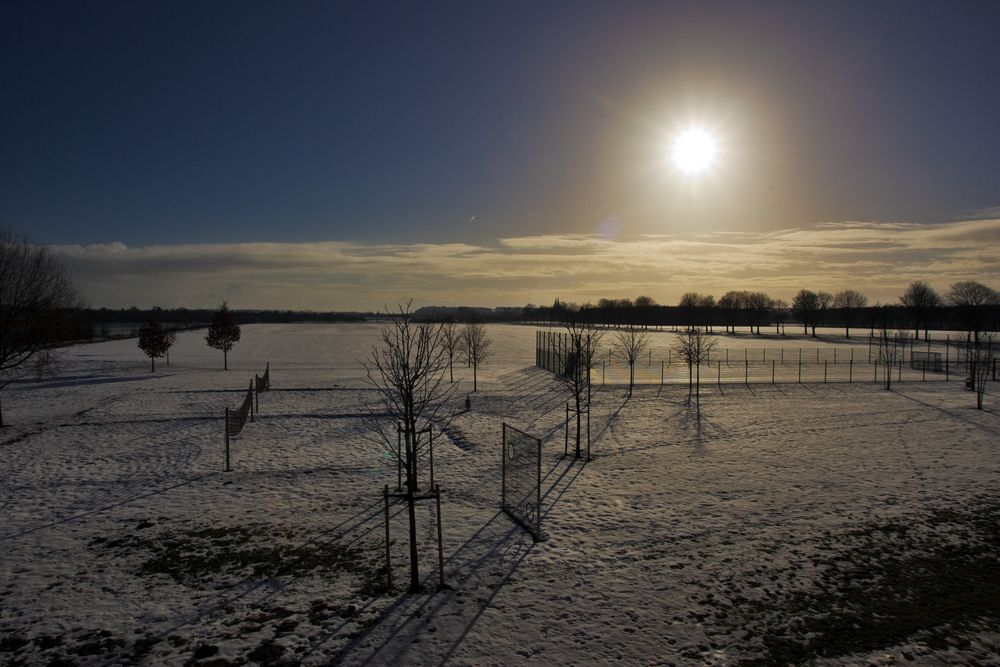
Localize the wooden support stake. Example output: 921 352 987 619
435 485 445 589
383 485 393 592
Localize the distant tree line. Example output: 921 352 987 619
523 282 1000 337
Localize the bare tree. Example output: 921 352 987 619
206 302 241 370
0 227 80 426
792 289 820 336
899 280 942 340
137 319 172 372
633 295 657 307
876 325 905 390
461 321 492 392
947 281 999 391
363 303 457 592
833 290 868 338
612 324 649 396
441 322 460 383
559 314 602 458
744 291 773 335
771 298 789 335
674 328 717 413
717 290 746 333
971 333 995 410
678 292 717 331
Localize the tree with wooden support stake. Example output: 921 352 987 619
363 302 457 593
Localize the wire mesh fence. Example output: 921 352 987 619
587 342 988 386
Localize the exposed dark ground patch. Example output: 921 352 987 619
92 522 387 594
705 494 1000 664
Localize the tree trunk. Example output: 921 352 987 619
449 358 453 383
405 420 421 592
575 391 582 458
473 364 477 392
151 356 155 372
0 394 4 427
695 360 701 412
628 363 634 396
223 349 228 370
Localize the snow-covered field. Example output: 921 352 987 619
1 323 998 665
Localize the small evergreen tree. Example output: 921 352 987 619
137 319 171 372
206 302 241 370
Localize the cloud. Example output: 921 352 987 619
49 218 1000 310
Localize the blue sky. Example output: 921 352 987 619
2 1 999 308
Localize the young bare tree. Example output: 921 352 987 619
461 321 492 392
947 280 999 390
363 303 457 592
441 322 460 383
612 324 649 396
0 226 80 426
899 280 942 340
674 328 717 413
833 290 868 338
876 325 906 390
971 333 995 410
206 302 241 370
559 314 602 458
137 319 172 372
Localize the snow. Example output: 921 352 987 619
1 323 998 665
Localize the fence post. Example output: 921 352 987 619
875 360 878 383
798 351 802 384
602 360 606 386
772 360 775 384
537 432 543 534
249 381 254 423
255 375 260 413
502 423 507 508
384 485 393 592
849 359 853 383
824 360 828 383
224 408 231 472
660 360 664 385
717 360 721 387
945 336 950 380
435 485 445 588
745 360 748 385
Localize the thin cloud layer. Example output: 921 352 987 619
50 218 1000 310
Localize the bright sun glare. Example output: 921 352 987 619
671 127 718 175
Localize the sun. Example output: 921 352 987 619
671 127 718 175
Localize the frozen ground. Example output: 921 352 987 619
1 323 998 665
